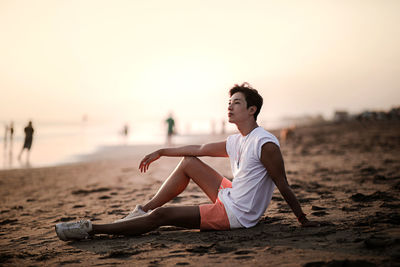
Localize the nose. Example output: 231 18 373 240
228 103 233 110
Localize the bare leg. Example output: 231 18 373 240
92 206 200 236
142 156 224 212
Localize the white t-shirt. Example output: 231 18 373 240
218 126 280 228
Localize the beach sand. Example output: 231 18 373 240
0 121 399 266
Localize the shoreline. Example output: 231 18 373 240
0 119 391 172
0 132 232 172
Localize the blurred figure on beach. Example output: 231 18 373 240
18 121 34 162
123 124 129 137
165 113 175 146
120 123 129 144
280 125 296 144
3 123 8 149
9 121 14 143
3 122 15 168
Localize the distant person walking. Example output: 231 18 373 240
123 124 129 137
9 122 14 143
18 121 34 161
165 114 175 145
120 123 129 144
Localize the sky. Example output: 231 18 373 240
1 0 399 128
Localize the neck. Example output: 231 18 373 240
236 120 259 136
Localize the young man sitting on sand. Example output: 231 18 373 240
55 83 318 241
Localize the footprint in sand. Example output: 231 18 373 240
235 255 254 260
186 244 215 254
171 196 183 203
99 250 142 259
234 250 254 255
341 206 358 212
311 205 326 211
54 217 76 223
311 211 328 217
351 191 396 202
360 166 378 175
278 208 291 213
72 187 111 195
214 244 237 254
290 184 302 189
59 259 81 265
299 197 318 203
185 244 236 254
272 196 284 201
107 209 124 215
0 219 18 225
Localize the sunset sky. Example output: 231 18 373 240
1 0 399 127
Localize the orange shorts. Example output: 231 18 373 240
199 178 232 230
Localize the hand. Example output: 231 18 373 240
139 150 161 173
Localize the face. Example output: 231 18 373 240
227 92 254 123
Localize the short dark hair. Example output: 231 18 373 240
229 82 263 121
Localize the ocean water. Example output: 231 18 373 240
0 118 288 170
0 121 169 170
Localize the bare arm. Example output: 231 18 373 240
260 142 318 227
160 142 228 157
139 141 227 172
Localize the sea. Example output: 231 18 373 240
0 118 288 170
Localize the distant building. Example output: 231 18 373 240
389 107 400 120
333 111 349 122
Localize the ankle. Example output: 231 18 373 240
142 205 150 212
89 224 97 235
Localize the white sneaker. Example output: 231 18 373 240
55 220 92 241
114 205 149 223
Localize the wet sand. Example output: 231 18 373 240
0 121 399 266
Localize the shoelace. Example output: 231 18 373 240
76 220 87 226
67 220 89 231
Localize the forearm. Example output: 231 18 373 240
159 145 202 157
140 142 225 173
159 142 227 158
279 186 305 219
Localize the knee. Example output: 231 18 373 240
181 156 199 167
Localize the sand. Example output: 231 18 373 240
0 121 399 266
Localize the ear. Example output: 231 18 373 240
248 106 257 115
